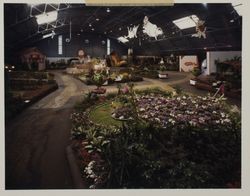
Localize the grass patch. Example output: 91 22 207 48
89 102 122 127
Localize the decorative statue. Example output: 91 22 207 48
117 36 129 43
126 25 140 39
78 49 90 64
191 18 207 39
110 51 127 67
142 16 163 40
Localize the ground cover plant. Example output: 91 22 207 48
71 85 241 189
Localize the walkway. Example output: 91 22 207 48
5 71 87 189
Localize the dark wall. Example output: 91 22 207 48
35 33 128 58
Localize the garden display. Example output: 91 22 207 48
158 65 169 79
193 57 241 99
70 84 241 189
76 67 143 86
5 70 58 120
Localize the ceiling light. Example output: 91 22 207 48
89 23 92 27
173 15 199 30
91 28 95 31
106 8 110 13
230 19 234 23
5 66 8 69
77 33 80 36
80 29 83 32
24 100 30 103
36 10 58 25
96 18 100 21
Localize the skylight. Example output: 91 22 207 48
173 15 199 30
232 2 243 16
36 10 58 25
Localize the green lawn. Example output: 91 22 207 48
89 102 122 127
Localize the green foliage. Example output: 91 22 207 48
192 67 201 77
71 88 241 188
172 85 183 94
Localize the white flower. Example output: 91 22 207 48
189 121 197 126
155 118 161 122
202 105 207 109
177 97 181 101
170 113 175 117
214 99 219 103
90 174 96 179
139 108 145 112
119 116 124 120
212 111 217 114
221 112 225 118
224 118 231 123
199 117 205 123
168 118 176 125
182 96 187 99
215 120 220 124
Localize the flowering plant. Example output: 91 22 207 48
71 88 241 188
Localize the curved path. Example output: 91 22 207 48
5 71 89 189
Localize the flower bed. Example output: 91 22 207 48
70 89 241 189
112 94 235 129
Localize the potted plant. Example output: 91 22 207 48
190 67 201 85
91 72 107 94
158 65 168 79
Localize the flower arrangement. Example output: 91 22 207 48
70 88 241 189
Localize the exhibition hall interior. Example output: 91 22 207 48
4 3 242 189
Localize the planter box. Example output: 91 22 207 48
158 72 168 79
190 79 197 86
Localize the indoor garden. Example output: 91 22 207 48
70 84 241 189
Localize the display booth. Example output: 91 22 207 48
19 47 46 71
205 51 241 75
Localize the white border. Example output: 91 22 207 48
1 0 249 196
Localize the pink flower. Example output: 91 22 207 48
122 86 129 94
